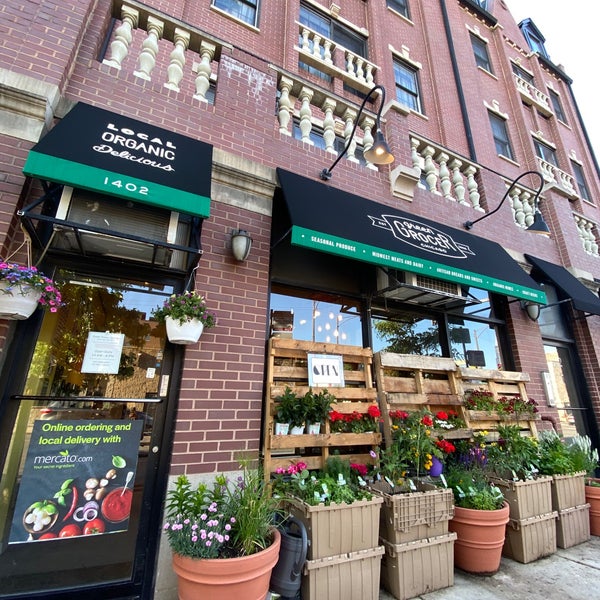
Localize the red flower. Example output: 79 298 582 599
389 410 409 420
421 415 433 427
350 463 368 476
436 411 449 421
367 405 381 418
435 439 456 453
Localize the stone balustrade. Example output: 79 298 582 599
410 136 483 211
573 213 599 257
513 74 552 116
296 23 379 93
103 0 230 102
536 157 578 199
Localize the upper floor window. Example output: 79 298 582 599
571 161 591 201
394 60 422 113
534 139 559 167
519 19 549 59
387 0 410 18
488 112 513 159
212 0 259 27
549 90 567 123
512 63 534 85
471 35 493 73
473 0 488 9
299 3 367 80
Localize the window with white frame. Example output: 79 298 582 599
512 63 534 85
394 60 421 113
387 0 410 18
212 0 259 27
534 139 559 167
488 112 513 159
571 161 591 201
471 35 493 73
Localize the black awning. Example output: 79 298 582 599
525 254 600 315
275 169 546 303
23 103 212 217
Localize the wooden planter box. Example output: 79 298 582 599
374 483 454 544
302 546 384 600
503 511 557 563
380 533 456 600
556 504 591 548
286 496 383 560
488 476 553 520
551 472 586 511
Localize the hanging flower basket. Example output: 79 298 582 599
165 316 204 344
0 263 62 320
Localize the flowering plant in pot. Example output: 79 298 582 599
0 262 62 318
464 389 538 418
152 290 216 344
163 461 282 600
328 404 381 433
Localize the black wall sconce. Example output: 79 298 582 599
320 84 394 181
464 170 550 236
231 229 252 261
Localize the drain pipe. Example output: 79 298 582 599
439 0 477 162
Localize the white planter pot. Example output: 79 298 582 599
307 422 321 434
290 425 305 435
165 316 204 345
274 422 290 435
0 282 42 320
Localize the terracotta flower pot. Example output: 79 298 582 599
172 529 281 600
449 502 509 574
585 479 600 536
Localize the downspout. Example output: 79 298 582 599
439 0 477 162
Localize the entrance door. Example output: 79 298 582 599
0 270 178 599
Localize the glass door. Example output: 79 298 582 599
0 270 176 598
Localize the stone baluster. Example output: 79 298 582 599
277 77 294 135
361 117 376 169
436 152 451 199
342 107 358 162
298 87 314 143
364 64 375 86
322 98 337 154
449 159 468 206
103 5 139 69
164 28 190 91
312 34 322 59
300 28 310 52
510 189 526 227
522 191 535 227
422 146 439 193
322 40 333 64
355 57 365 83
133 16 164 80
346 53 355 78
464 165 482 211
193 41 216 102
410 137 423 183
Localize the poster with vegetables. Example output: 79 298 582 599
9 419 144 543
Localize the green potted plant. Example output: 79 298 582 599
151 290 216 344
571 435 600 536
0 262 62 319
163 460 282 600
304 389 335 434
445 461 509 574
274 387 298 435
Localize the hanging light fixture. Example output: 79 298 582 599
464 170 551 236
320 84 394 180
231 229 252 261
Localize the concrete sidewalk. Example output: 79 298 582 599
380 535 600 599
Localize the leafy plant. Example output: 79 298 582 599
163 460 280 559
0 262 62 311
304 389 335 424
463 389 537 417
444 466 505 510
274 387 299 424
567 435 599 477
537 430 577 475
485 425 540 479
152 290 216 327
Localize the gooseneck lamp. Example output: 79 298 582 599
320 84 394 181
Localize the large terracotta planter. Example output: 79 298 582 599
449 502 509 574
171 529 281 600
585 479 600 536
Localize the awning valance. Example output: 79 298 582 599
23 103 212 217
525 254 600 315
275 169 546 303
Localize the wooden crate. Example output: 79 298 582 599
263 338 381 477
374 352 467 447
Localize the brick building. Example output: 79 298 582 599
1 0 599 598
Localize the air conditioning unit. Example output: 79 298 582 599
51 186 191 270
376 268 468 307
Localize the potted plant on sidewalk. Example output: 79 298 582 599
163 460 282 600
152 290 216 344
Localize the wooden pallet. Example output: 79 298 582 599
263 338 381 477
373 352 466 448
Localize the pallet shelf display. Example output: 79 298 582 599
262 337 382 477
